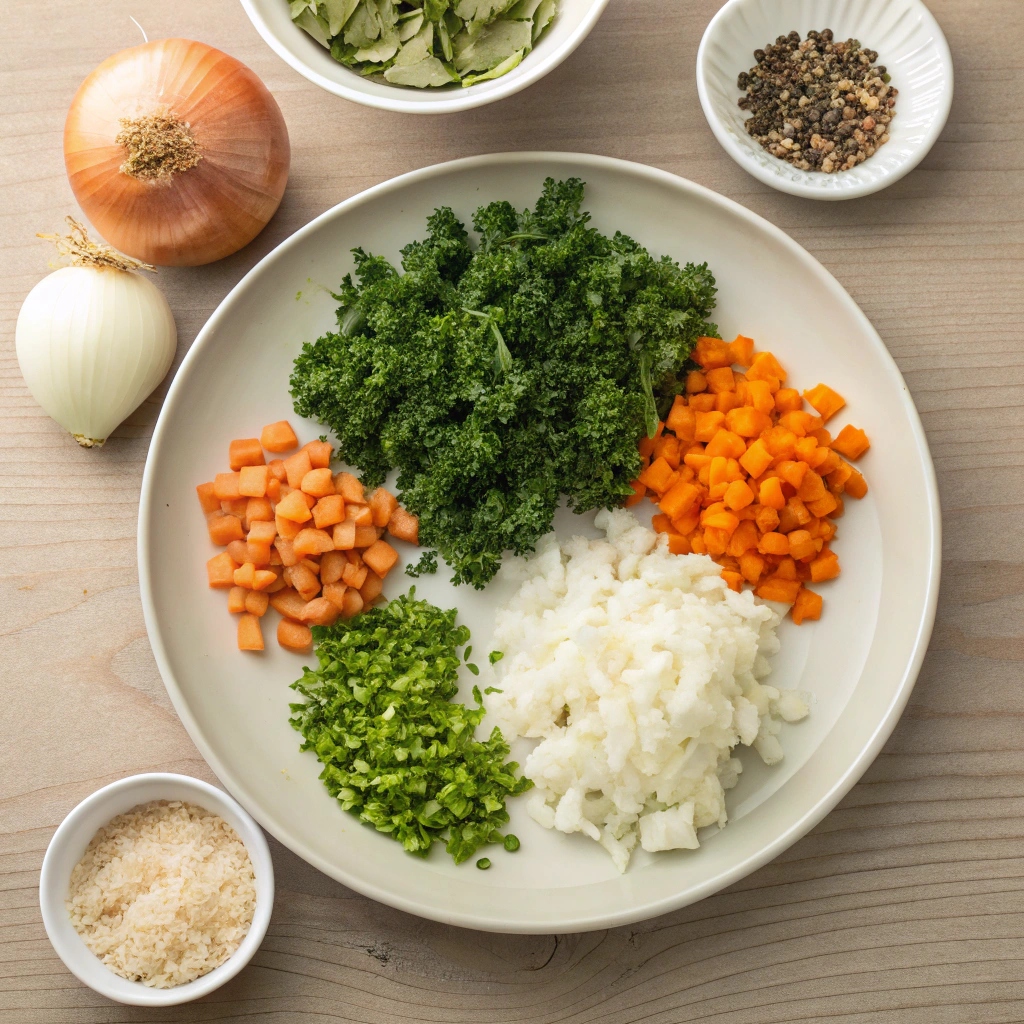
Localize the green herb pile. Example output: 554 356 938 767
289 591 530 863
288 0 557 89
291 177 719 588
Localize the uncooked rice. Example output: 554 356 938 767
66 800 256 988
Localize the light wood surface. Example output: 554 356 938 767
3 0 1023 1020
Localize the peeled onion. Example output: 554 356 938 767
64 39 290 267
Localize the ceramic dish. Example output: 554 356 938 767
138 152 940 933
696 0 953 199
239 0 610 114
39 774 274 1006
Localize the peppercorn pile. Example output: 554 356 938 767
737 29 897 174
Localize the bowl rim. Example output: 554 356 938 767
137 151 941 933
238 0 612 114
695 0 954 200
39 772 274 1006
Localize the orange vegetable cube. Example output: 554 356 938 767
671 506 701 535
221 497 249 518
321 582 348 610
208 512 244 546
832 425 870 460
739 439 772 478
778 411 819 437
702 527 729 556
817 449 842 476
275 489 313 523
774 388 803 413
237 613 264 651
666 398 696 441
246 497 274 525
755 578 801 604
238 464 269 498
342 560 369 589
726 519 759 556
727 334 754 367
226 540 250 564
791 587 823 625
797 470 827 503
229 438 265 471
844 467 868 499
233 562 256 589
715 391 743 415
787 529 817 560
638 456 674 493
360 570 384 606
362 539 399 577
245 590 270 616
334 472 366 504
651 513 672 534
368 488 399 528
300 597 340 627
247 541 272 566
758 532 789 556
312 494 346 530
277 619 313 651
666 533 690 555
347 504 374 526
659 479 700 520
762 427 797 461
196 482 221 514
743 379 775 415
276 513 302 540
283 449 313 489
702 510 739 533
725 406 772 438
807 492 839 518
772 556 799 580
300 468 335 498
724 479 754 511
686 369 708 393
653 434 681 469
333 520 356 550
387 508 419 545
293 528 335 558
688 393 717 412
267 478 281 502
721 570 743 593
704 430 745 460
274 537 298 567
705 366 736 394
207 553 239 589
694 336 733 369
283 563 320 601
227 586 248 613
746 351 787 385
810 427 833 447
694 411 725 443
340 588 364 619
302 439 333 470
353 525 380 548
624 479 646 508
803 384 846 423
759 477 786 510
739 550 765 583
776 460 808 490
268 459 288 482
754 505 780 533
269 587 307 621
261 421 299 454
213 472 241 500
319 550 347 585
809 550 841 582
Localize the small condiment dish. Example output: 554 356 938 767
696 0 953 200
39 773 274 1006
239 0 610 114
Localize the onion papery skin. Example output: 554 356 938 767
64 39 290 267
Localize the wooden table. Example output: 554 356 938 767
3 0 1023 1020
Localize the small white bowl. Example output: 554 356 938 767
40 774 274 1007
696 0 953 200
239 0 610 114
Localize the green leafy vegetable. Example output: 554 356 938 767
291 178 718 588
289 590 530 863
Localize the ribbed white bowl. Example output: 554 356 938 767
697 0 953 199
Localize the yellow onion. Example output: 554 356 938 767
64 39 290 267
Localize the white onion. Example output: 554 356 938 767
16 228 176 447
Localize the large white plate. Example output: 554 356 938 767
139 153 940 933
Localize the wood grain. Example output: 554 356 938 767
2 0 1024 1020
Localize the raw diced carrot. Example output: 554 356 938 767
261 421 299 454
755 578 801 604
226 540 250 564
666 398 696 441
270 587 307 620
300 468 335 497
694 336 732 369
197 482 221 514
810 549 841 582
229 438 265 471
275 489 313 523
208 512 244 546
207 553 239 588
791 587 823 625
233 562 256 589
728 335 754 367
237 613 264 651
283 563 320 601
213 472 241 500
686 369 708 393
238 464 269 498
300 597 339 627
832 425 870 460
334 472 366 504
739 550 765 583
724 479 754 511
293 528 335 557
638 456 674 493
312 494 345 529
227 586 247 613
803 384 846 423
689 393 717 412
301 440 332 470
774 388 802 413
277 619 313 651
387 508 419 545
362 539 399 577
706 367 735 394
758 532 789 556
845 467 868 499
341 560 369 589
759 477 786 510
283 449 313 489
245 590 270 616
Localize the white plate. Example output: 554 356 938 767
139 153 940 933
696 0 953 199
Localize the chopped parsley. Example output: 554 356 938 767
291 178 718 588
289 590 530 863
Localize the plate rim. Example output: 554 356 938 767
138 151 941 933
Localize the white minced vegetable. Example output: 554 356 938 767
486 508 809 872
66 800 255 988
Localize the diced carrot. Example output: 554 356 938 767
638 456 674 493
739 550 765 583
758 532 789 556
716 391 744 415
832 425 870 460
705 430 746 460
261 421 299 454
726 519 759 556
672 506 701 535
277 619 313 651
772 556 799 580
275 489 313 523
247 541 272 566
273 538 297 569
686 369 708 393
776 460 808 490
653 435 681 469
737 438 771 478
207 552 239 588
197 482 221 514
342 560 369 589
208 512 244 546
226 539 250 564
722 570 743 592
844 467 868 499
293 528 335 558
762 426 797 461
807 492 839 518
387 508 419 545
624 479 646 508
725 407 772 438
791 587 823 625
333 520 356 550
666 398 696 441
283 449 313 489
268 459 288 482
347 504 374 527
221 497 249 517
773 388 802 413
743 379 775 415
319 550 347 585
694 411 725 443
245 590 270 617
787 529 817 560
778 410 820 437
759 477 786 510
360 570 384 606
366 488 398 528
227 586 248 613
283 562 320 601
689 393 717 412
322 582 348 610
270 587 308 620
639 435 656 459
724 479 754 511
694 336 732 369
747 351 787 385
666 533 690 555
334 472 366 504
312 494 346 529
702 527 730 556
727 334 754 367
817 449 842 476
702 510 739 533
362 539 399 577
340 588 364 620
809 550 841 582
233 562 256 589
276 513 302 540
237 613 264 651
785 496 812 526
300 597 340 627
657 478 698 520
796 469 826 503
706 367 736 394
754 505 780 533
651 513 671 534
267 478 281 502
238 464 269 498
755 577 801 604
803 384 846 423
300 468 335 498
302 440 333 470
246 497 274 525
229 438 265 471
213 472 241 500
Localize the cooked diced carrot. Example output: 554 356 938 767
227 586 248 613
238 465 269 498
694 336 733 369
672 506 701 535
248 520 277 546
247 541 272 566
197 482 221 514
270 587 307 620
666 398 696 441
653 435 681 469
638 435 656 459
758 532 789 556
705 366 736 394
773 388 802 413
715 391 744 415
293 528 335 558
703 527 730 556
353 524 381 549
311 494 345 529
772 556 799 580
283 562 320 601
334 472 366 504
725 407 772 439
754 505 780 533
810 426 833 447
208 512 244 546
226 539 250 564
624 479 646 508
386 508 419 545
688 393 717 412
283 449 313 489
333 520 356 550
831 425 870 460
277 619 313 651
791 587 823 625
260 421 299 454
844 467 868 499
755 577 801 604
759 477 786 510
747 351 787 384
237 613 264 651
739 550 765 583
686 369 708 393
720 569 742 592
651 513 672 534
666 533 690 555
322 581 348 610
246 497 274 526
787 529 817 560
803 384 846 423
737 438 771 478
229 438 265 471
341 560 369 589
275 512 302 540
300 468 335 498
807 492 839 518
723 479 754 511
364 488 397 528
268 459 288 482
340 588 364 619
702 510 739 534
267 478 281 502
638 456 674 493
245 590 270 616
302 440 333 470
213 472 241 500
317 550 345 585
776 459 808 490
704 430 745 460
727 334 754 367
809 549 841 582
726 519 759 557
233 562 256 589
221 498 249 518
694 411 725 443
275 489 313 523
300 597 339 627
797 470 827 503
274 537 298 567
207 552 239 588
362 539 399 577
817 449 842 476
347 504 374 526
359 570 383 606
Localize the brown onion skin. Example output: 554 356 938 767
64 39 290 267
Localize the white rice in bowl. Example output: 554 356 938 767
486 508 809 872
